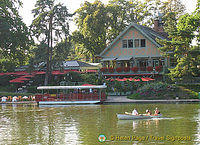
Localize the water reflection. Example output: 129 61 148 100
0 103 199 145
117 118 160 131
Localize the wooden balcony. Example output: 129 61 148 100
100 66 164 76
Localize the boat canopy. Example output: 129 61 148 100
37 85 107 90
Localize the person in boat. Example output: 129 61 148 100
154 108 160 115
146 109 152 115
132 108 139 115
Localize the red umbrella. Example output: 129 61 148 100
21 74 35 78
141 78 149 81
9 79 24 83
17 77 30 80
52 70 65 75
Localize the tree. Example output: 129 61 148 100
159 0 200 80
0 0 31 72
31 0 72 85
73 0 107 62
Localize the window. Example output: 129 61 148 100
122 40 127 48
134 39 139 47
141 39 146 47
128 39 133 48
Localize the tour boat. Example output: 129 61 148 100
117 113 162 120
35 85 107 105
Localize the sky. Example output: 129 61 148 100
19 0 197 32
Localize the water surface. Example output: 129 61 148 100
0 103 199 145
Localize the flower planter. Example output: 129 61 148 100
116 67 123 72
124 67 130 72
155 66 163 72
147 66 153 72
131 67 138 72
108 67 114 73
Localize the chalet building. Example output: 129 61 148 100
99 20 170 78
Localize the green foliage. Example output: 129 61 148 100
127 93 142 100
81 74 98 84
0 0 32 71
26 86 38 93
73 0 107 61
158 0 200 80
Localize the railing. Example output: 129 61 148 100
35 92 107 102
100 66 163 74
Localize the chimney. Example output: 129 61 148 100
153 19 164 32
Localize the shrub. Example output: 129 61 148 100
127 93 142 99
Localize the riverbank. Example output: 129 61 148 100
0 101 37 105
104 96 200 103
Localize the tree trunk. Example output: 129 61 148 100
44 16 53 86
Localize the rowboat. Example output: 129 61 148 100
117 114 162 120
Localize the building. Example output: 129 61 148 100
99 20 170 78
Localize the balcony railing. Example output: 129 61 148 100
100 66 163 75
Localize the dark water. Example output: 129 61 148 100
0 103 199 145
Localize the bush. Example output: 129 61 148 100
127 93 142 99
27 86 38 93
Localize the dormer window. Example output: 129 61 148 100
122 39 146 48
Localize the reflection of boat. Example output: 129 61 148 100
117 114 162 120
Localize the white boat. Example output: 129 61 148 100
117 114 162 120
36 85 107 105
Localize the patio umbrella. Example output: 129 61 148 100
9 79 24 83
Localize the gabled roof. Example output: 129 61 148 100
100 22 169 56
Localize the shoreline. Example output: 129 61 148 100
103 96 200 103
0 96 199 105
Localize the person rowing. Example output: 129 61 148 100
132 108 139 115
154 107 160 115
146 109 152 116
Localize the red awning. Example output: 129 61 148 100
13 71 29 75
35 71 46 75
52 70 65 75
17 77 30 80
9 79 25 83
84 70 98 73
21 74 35 78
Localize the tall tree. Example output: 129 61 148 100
159 0 200 80
31 0 72 85
73 0 107 62
0 0 31 72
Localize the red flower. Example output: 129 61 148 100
155 66 162 72
100 67 107 72
124 67 130 72
131 67 138 72
147 66 153 72
116 67 123 72
140 67 146 71
108 67 114 73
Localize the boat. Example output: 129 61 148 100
35 85 107 105
117 113 162 120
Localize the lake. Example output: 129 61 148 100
0 103 199 145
